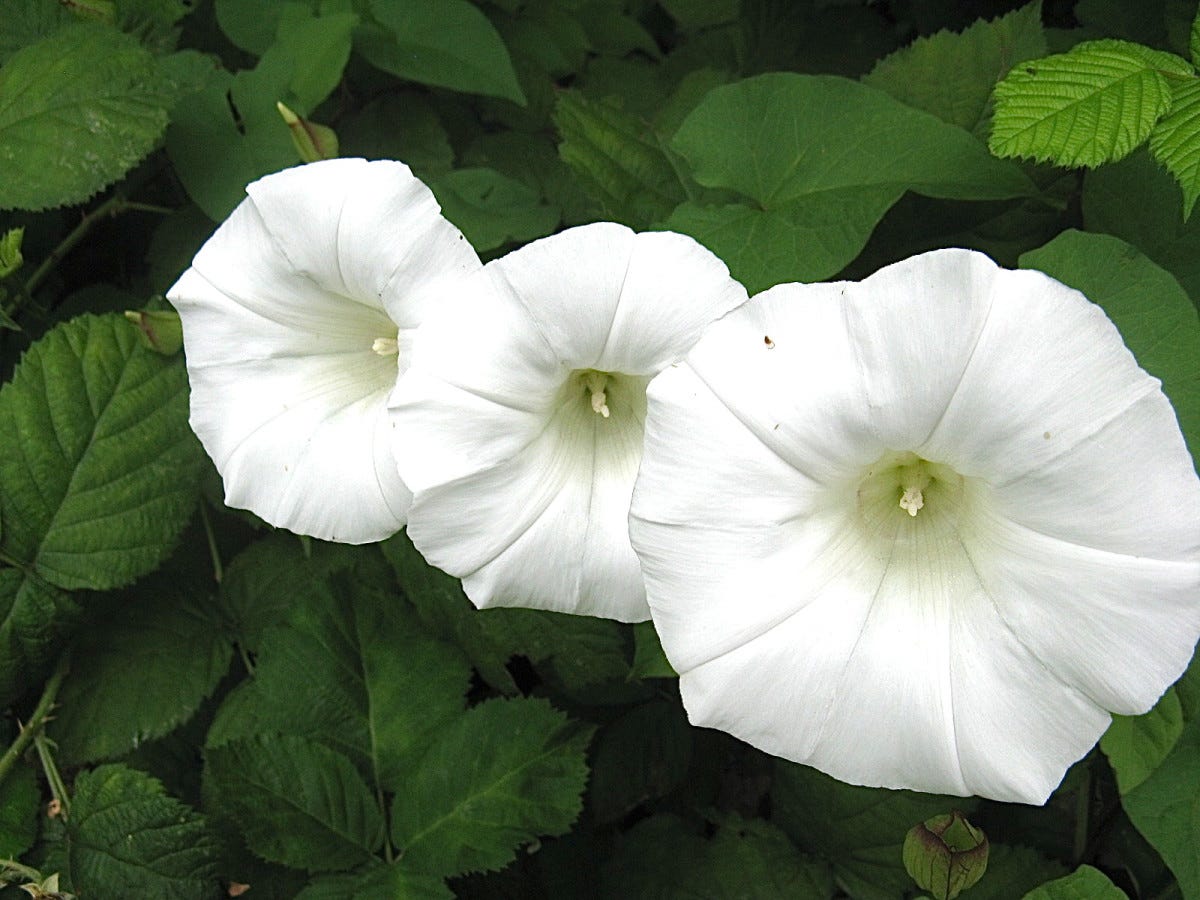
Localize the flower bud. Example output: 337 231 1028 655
903 811 989 900
125 309 183 355
277 102 339 163
0 227 24 279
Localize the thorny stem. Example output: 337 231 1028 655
199 502 224 584
0 653 70 790
35 731 70 820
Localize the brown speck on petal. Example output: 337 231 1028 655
764 335 775 348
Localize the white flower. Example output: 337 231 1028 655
388 222 748 621
168 159 480 543
628 248 1200 804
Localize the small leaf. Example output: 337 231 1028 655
629 621 677 680
0 25 175 210
0 226 23 278
1020 865 1128 899
0 314 203 590
205 734 385 872
431 168 559 252
990 39 1194 168
391 697 594 878
554 90 687 228
1149 77 1200 218
357 0 525 104
1100 687 1184 794
65 765 220 900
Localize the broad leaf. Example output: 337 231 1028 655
357 0 525 104
0 25 176 210
0 760 38 859
1149 78 1200 218
48 590 232 766
1021 865 1127 899
772 760 976 900
588 700 692 824
431 168 559 252
0 314 202 590
554 90 687 228
391 697 594 878
864 1 1046 136
967 845 1068 900
601 813 834 899
297 865 452 900
666 73 1035 291
205 734 385 872
1100 688 1184 794
64 765 220 899
0 0 73 64
1019 230 1200 459
0 569 79 706
1123 717 1200 899
990 39 1193 168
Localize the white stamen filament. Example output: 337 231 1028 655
372 337 399 356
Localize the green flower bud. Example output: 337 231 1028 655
903 811 989 900
277 102 339 163
0 227 24 279
124 309 183 355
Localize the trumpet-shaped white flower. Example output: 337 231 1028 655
389 222 748 621
168 159 480 543
628 248 1200 804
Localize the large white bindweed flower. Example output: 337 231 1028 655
168 159 480 543
389 222 748 621
628 248 1200 804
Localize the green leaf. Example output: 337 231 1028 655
64 764 220 900
1100 687 1184 794
554 90 687 229
356 0 525 104
772 760 977 900
431 168 560 252
863 2 1046 136
629 621 676 680
1122 717 1200 898
297 865 452 900
1149 78 1200 218
205 734 385 872
1192 2 1200 67
0 314 203 590
0 761 39 859
588 700 692 824
1020 865 1128 899
213 0 282 54
391 697 594 878
0 0 73 64
234 574 471 792
989 39 1194 168
339 93 454 177
601 813 834 899
48 591 232 766
0 569 80 706
0 24 176 210
1018 230 1200 460
966 845 1068 900
667 73 1035 292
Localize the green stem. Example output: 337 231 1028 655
199 502 224 584
35 731 70 819
237 642 255 676
0 653 70 789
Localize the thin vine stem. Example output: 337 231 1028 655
199 502 224 584
34 732 70 819
0 652 70 789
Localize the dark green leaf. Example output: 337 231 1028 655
1100 687 1184 794
431 168 559 252
0 761 39 859
0 0 74 64
966 845 1068 900
48 591 232 766
0 24 175 210
588 700 692 824
629 621 676 680
297 865 452 900
0 569 79 706
0 314 202 590
65 764 220 900
357 0 525 104
205 734 385 872
339 93 454 177
1020 865 1128 899
391 697 594 878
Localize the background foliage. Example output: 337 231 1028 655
0 0 1198 897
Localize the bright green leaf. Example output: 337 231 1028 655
554 90 687 229
431 168 560 252
0 24 175 210
1192 2 1200 67
772 760 977 900
1021 865 1128 899
989 39 1194 168
297 865 452 900
205 734 385 872
601 813 834 899
391 697 594 878
0 569 79 706
65 765 220 900
1123 717 1200 898
1149 78 1200 218
1019 230 1200 460
1100 687 1184 794
863 1 1046 136
668 73 1035 291
48 591 232 766
0 314 202 590
357 0 525 104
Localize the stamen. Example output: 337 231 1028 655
372 337 399 356
583 371 611 418
899 487 924 517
